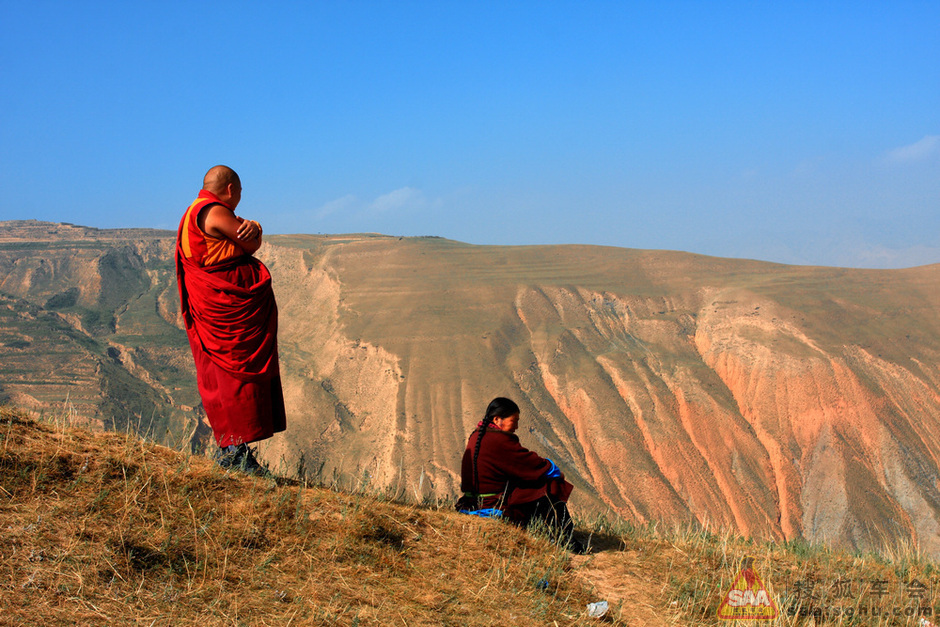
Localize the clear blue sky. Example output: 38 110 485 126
1 1 937 268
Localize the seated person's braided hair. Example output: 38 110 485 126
472 397 521 500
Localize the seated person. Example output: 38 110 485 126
457 397 579 550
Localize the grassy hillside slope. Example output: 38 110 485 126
0 407 592 625
5 406 940 626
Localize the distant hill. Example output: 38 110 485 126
4 220 940 559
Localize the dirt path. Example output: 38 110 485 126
570 546 681 626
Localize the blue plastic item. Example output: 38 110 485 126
459 508 504 518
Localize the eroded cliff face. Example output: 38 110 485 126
504 279 940 555
512 285 781 533
4 222 940 557
693 291 940 554
256 236 940 557
252 244 404 486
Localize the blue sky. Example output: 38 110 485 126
1 1 937 268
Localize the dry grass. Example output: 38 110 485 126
5 404 940 626
571 516 940 626
0 407 594 626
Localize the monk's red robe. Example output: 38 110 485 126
176 190 286 447
460 426 573 523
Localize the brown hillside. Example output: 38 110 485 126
9 407 940 626
3 221 940 559
0 407 606 625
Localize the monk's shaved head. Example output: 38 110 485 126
203 165 241 194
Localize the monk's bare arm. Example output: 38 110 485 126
200 205 263 255
236 218 262 242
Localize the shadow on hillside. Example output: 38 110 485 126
577 530 629 554
270 474 303 487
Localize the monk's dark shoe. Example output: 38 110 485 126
216 443 271 477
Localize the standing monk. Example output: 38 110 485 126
176 165 286 474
